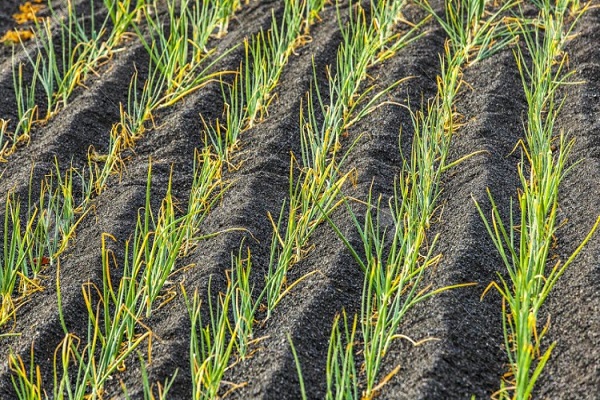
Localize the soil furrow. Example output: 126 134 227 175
381 47 527 399
0 0 108 134
0 41 144 202
0 42 148 392
0 181 150 396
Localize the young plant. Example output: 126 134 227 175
183 282 237 400
324 312 358 400
134 0 240 110
229 245 264 360
182 149 225 254
78 235 152 397
8 344 42 400
104 0 148 44
263 147 350 316
0 196 32 330
27 1 100 117
0 161 87 332
420 0 517 66
10 58 38 149
135 167 188 317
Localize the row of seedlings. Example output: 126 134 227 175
185 4 430 396
185 0 330 397
263 0 428 321
302 0 518 398
183 0 429 396
8 165 201 398
0 165 87 333
1 0 155 327
101 1 328 396
475 0 599 398
90 0 243 194
183 4 428 393
203 0 325 161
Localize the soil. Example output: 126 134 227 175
0 1 599 399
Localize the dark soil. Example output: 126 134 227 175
0 1 599 399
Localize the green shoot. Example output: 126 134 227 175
420 0 517 66
230 246 259 360
11 58 38 148
325 312 358 400
183 282 237 400
287 333 308 400
9 344 42 400
133 0 240 110
121 354 177 400
104 0 148 44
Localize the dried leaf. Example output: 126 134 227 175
0 29 35 44
13 1 44 24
